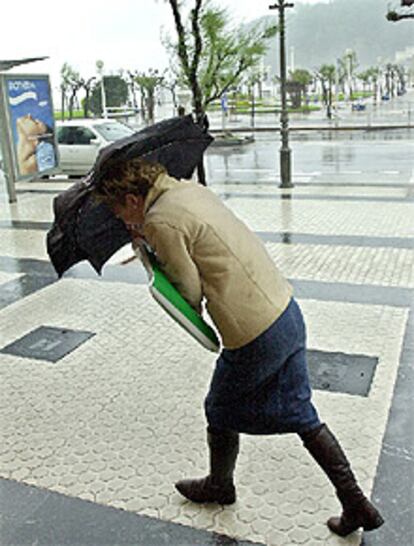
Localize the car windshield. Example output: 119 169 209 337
93 122 135 142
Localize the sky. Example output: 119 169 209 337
1 0 331 98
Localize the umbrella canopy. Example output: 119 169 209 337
47 115 213 277
92 114 212 185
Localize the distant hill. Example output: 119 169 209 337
259 0 414 73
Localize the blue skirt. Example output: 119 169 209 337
205 298 321 435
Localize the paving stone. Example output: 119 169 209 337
266 528 292 546
116 465 136 479
78 471 96 485
294 511 317 529
310 522 331 541
243 494 266 510
251 483 271 496
137 485 157 499
139 507 159 519
11 467 31 481
159 503 182 520
95 490 117 504
213 509 245 536
273 515 295 532
124 497 148 512
300 497 321 514
238 507 257 524
37 475 61 489
106 477 127 493
117 486 137 502
259 504 276 521
278 502 299 517
288 526 312 544
250 517 271 536
71 462 90 475
57 474 78 487
284 489 304 504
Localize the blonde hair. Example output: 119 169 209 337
94 158 166 208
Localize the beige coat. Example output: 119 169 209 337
143 173 293 349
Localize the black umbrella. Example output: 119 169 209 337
47 115 213 277
92 113 213 184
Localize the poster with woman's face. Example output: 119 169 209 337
5 76 58 178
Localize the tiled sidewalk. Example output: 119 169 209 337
0 166 413 545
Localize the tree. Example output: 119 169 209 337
356 66 381 103
60 63 71 121
356 70 371 94
60 63 82 120
80 77 96 118
127 71 139 112
244 67 262 127
317 64 335 119
394 64 407 94
89 75 129 116
163 0 277 184
341 50 358 100
367 66 380 104
287 68 312 108
383 63 403 97
163 70 180 114
134 69 165 124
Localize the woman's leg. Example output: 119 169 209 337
175 426 239 504
300 424 384 536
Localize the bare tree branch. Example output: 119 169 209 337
205 58 248 105
190 0 204 116
190 0 203 78
168 0 191 76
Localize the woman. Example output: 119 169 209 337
93 157 384 537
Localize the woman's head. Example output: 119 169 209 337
94 157 166 226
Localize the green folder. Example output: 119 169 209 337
138 245 220 353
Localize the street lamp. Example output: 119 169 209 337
96 60 107 119
269 1 294 189
345 48 354 101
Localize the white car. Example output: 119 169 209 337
55 119 135 176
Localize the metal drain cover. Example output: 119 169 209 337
307 350 378 397
0 326 95 363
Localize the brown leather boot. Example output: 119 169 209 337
175 427 239 505
301 424 384 537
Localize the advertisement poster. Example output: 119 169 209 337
4 75 58 179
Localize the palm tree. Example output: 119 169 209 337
317 64 335 119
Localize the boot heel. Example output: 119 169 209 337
217 485 236 505
363 513 384 532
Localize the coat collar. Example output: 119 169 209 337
144 173 192 213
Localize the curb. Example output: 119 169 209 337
209 124 414 133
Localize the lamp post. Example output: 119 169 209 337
269 1 294 189
96 60 107 119
334 58 340 127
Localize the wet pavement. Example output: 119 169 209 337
0 125 413 545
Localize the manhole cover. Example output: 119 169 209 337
307 350 378 397
0 326 95 363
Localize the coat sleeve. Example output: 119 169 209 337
144 221 203 313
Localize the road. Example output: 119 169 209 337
205 128 414 188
